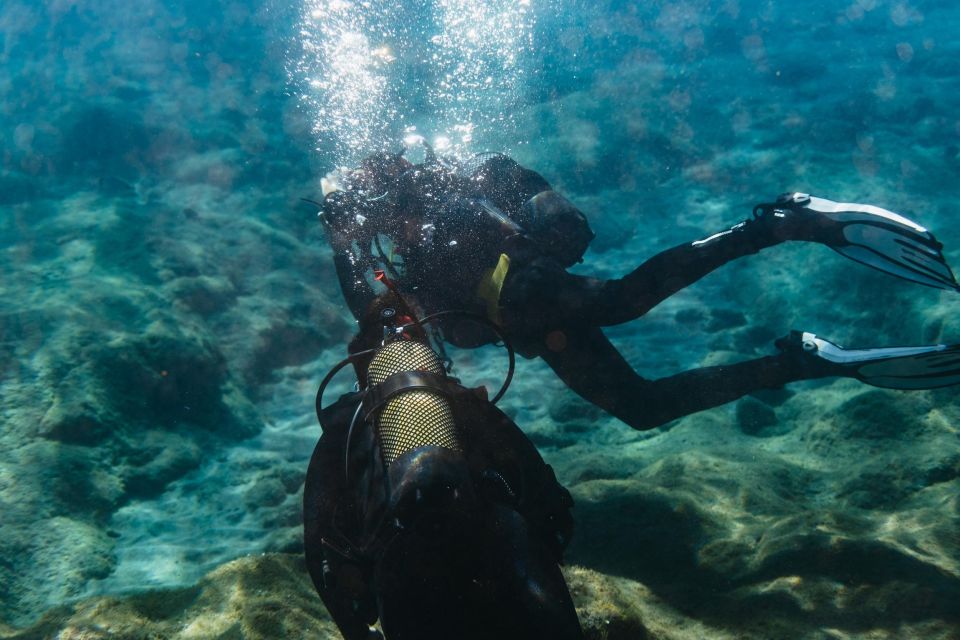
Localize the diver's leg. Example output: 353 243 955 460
539 327 808 431
608 217 787 321
601 204 842 322
594 193 960 321
502 215 790 330
563 194 960 324
507 193 959 330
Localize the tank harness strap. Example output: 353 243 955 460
475 252 511 326
361 370 456 421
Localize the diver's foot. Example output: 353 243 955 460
751 193 842 244
774 330 845 380
775 330 960 389
753 193 960 291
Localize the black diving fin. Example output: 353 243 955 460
759 193 960 292
780 330 960 390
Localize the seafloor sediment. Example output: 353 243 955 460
2 1 959 638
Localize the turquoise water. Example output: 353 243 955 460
1 1 959 637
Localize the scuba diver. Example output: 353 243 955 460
316 148 960 431
304 292 583 639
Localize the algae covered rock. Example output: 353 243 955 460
565 566 650 640
36 311 261 446
735 396 778 436
0 555 338 640
0 554 655 640
165 275 238 317
0 502 118 628
558 423 960 640
85 319 249 434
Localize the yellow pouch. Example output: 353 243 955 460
475 253 511 325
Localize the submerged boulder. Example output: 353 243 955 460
0 555 653 640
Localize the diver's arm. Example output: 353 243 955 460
322 191 377 320
331 250 376 321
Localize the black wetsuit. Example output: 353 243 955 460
324 154 809 431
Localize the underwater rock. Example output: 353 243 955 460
0 172 43 206
247 466 304 513
248 320 328 383
119 431 203 498
0 554 654 640
743 530 960 626
735 397 778 436
837 468 917 510
673 307 706 327
565 567 649 640
261 524 305 555
837 452 960 511
56 105 151 181
39 315 261 451
558 440 960 639
550 393 606 433
1 517 115 629
88 321 231 429
567 475 711 591
802 389 928 450
834 389 921 439
0 555 337 640
25 550 942 640
38 398 113 446
747 386 794 407
705 308 747 332
3 441 125 523
0 281 263 623
0 442 118 626
165 275 238 317
243 476 288 510
96 176 137 197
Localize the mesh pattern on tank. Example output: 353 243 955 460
367 341 444 383
367 341 461 465
377 390 460 465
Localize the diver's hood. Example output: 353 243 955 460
519 191 595 267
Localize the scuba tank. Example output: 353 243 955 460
303 294 583 640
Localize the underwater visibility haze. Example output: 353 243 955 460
1 0 960 638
